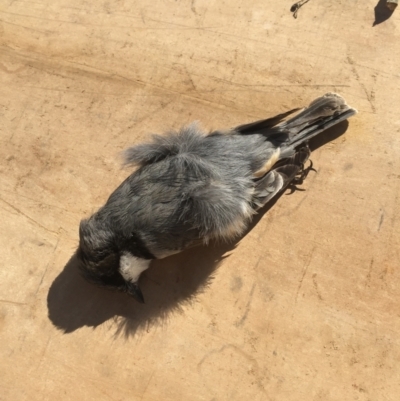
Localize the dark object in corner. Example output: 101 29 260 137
291 0 311 18
374 0 396 25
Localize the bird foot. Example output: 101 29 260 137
287 159 317 194
293 159 317 185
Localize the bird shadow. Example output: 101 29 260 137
373 0 395 26
47 120 349 338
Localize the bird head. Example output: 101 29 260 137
77 218 145 303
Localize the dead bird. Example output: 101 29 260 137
77 93 357 303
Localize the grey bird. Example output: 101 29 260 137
77 93 357 303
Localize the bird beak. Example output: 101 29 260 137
126 282 145 304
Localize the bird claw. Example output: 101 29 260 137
293 159 317 185
287 159 316 193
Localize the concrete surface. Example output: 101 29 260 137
1 0 400 400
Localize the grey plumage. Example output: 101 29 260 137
77 93 357 302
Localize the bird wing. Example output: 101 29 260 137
234 108 301 136
252 147 311 209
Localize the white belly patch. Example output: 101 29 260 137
119 253 151 283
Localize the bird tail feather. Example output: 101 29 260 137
280 92 357 153
235 93 357 157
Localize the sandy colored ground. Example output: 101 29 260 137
1 0 400 400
